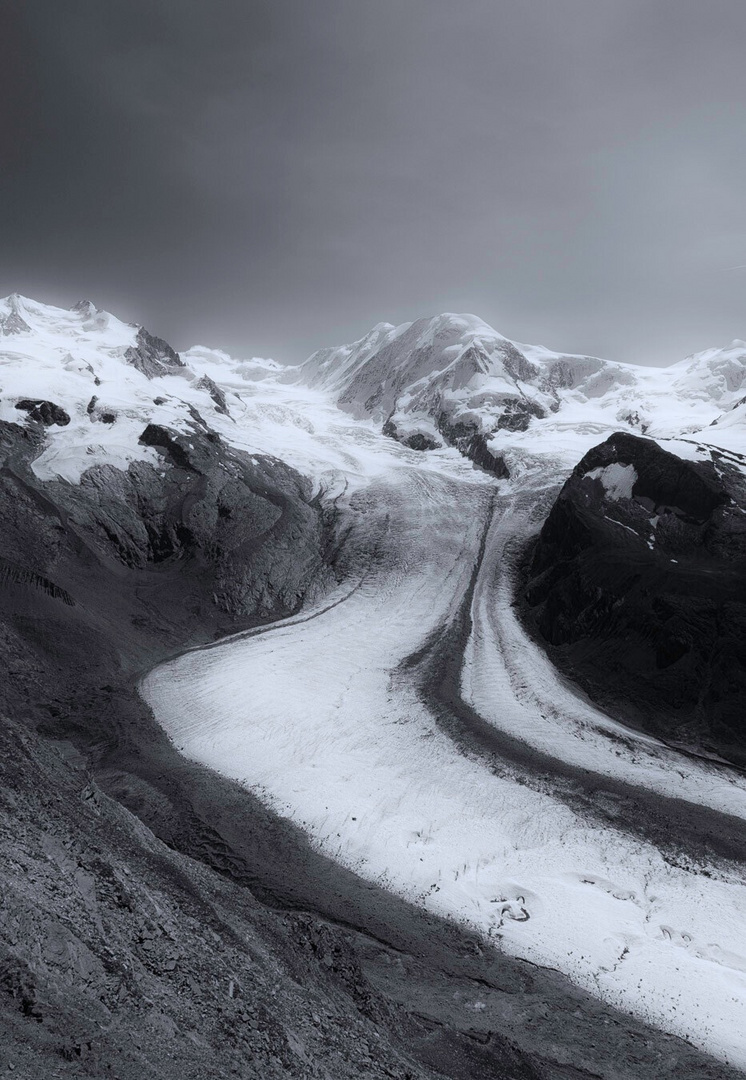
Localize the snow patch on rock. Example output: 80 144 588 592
586 462 638 500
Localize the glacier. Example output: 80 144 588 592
3 292 746 1069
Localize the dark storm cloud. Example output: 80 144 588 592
3 0 746 363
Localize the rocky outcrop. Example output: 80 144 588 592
86 396 116 424
14 400 71 426
125 326 185 379
492 397 546 432
195 374 230 415
1 310 31 335
436 415 511 478
381 399 533 473
522 432 746 763
0 417 332 622
381 418 440 452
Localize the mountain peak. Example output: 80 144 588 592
0 293 32 336
292 309 746 467
72 299 99 318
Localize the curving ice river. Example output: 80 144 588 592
142 383 746 1070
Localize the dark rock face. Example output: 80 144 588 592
523 432 746 763
37 423 330 619
466 433 510 478
0 412 333 690
436 415 510 478
404 432 438 451
138 423 196 471
125 327 185 379
379 389 540 469
72 299 97 317
493 397 545 433
539 355 605 392
382 418 440 452
14 400 71 426
195 374 230 415
499 342 540 384
86 396 116 424
382 411 513 473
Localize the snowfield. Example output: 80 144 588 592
3 295 746 1067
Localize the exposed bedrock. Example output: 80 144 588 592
522 431 746 763
14 399 71 427
8 416 330 622
436 414 512 478
381 418 441 452
381 403 540 476
124 325 185 379
0 294 32 335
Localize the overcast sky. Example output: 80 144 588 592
3 0 746 364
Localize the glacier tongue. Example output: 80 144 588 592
140 335 746 1071
143 444 746 1070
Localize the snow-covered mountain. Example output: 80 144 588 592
297 311 746 471
3 293 744 487
0 292 282 483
